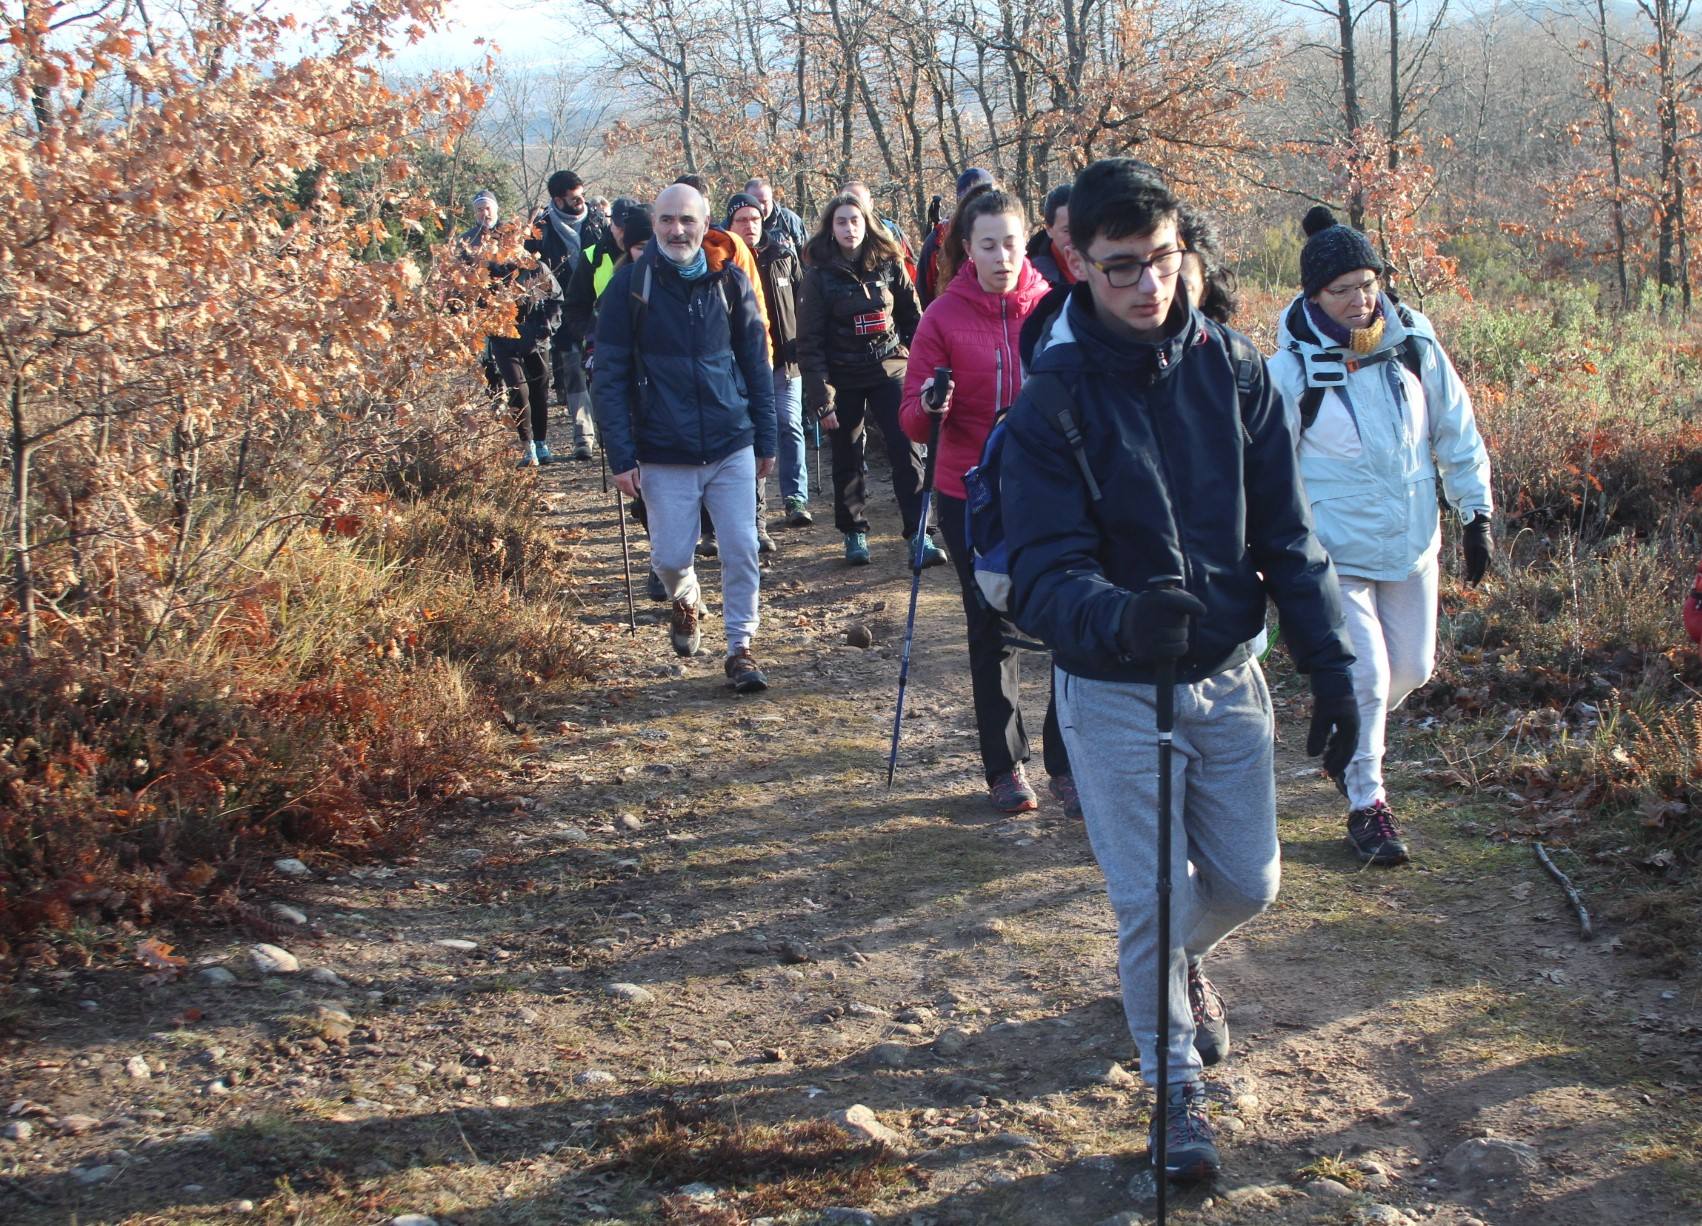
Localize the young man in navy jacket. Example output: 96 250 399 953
1000 160 1360 1183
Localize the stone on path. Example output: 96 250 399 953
868 1041 909 1067
819 1209 877 1226
1443 1136 1540 1184
250 943 299 974
605 982 656 1005
125 1055 151 1080
391 1217 439 1226
833 1104 904 1149
197 966 238 987
433 938 478 952
308 967 349 988
932 1028 971 1057
273 858 311 877
574 1069 617 1087
270 903 308 926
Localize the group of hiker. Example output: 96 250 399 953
457 160 1498 1191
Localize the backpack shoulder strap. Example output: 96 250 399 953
1024 371 1101 503
1211 321 1261 401
626 259 654 415
1393 302 1425 383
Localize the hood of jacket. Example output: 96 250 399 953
1030 282 1202 382
1275 291 1436 362
941 255 1052 319
697 228 743 275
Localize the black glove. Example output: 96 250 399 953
1463 513 1493 585
1116 587 1207 660
1306 668 1361 784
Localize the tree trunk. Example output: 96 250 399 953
1338 0 1365 227
9 379 34 663
1594 0 1631 308
1387 0 1400 171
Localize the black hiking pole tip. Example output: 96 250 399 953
615 475 637 635
884 369 950 789
1148 572 1185 1225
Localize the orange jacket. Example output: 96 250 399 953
704 228 774 363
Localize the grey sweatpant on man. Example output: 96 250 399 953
643 446 761 656
1055 659 1279 1088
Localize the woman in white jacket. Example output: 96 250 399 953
1268 207 1494 866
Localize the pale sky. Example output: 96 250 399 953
284 0 579 71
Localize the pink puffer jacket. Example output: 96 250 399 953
900 258 1052 501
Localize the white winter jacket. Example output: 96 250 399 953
1267 294 1492 583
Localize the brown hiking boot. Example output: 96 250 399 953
669 596 705 657
724 648 769 693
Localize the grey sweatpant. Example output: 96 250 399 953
1055 660 1279 1087
642 447 761 655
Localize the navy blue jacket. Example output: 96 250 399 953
1002 285 1353 685
591 246 776 476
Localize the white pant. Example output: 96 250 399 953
642 447 761 655
1339 555 1438 810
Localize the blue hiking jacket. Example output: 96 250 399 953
592 245 776 476
1001 284 1354 686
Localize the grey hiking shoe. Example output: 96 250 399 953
1149 1080 1221 1184
1188 962 1229 1066
724 648 769 693
669 596 705 657
785 497 813 527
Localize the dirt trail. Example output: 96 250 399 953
2 455 1698 1226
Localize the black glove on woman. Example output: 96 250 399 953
1463 513 1493 585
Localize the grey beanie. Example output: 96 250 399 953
471 189 499 213
1299 205 1383 296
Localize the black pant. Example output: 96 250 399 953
485 340 550 446
937 493 1069 783
828 375 925 538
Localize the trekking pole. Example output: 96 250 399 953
885 367 950 788
615 474 636 634
1149 573 1186 1225
812 417 823 500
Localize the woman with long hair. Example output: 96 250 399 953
899 189 1059 812
797 192 936 566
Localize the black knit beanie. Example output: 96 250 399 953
1299 206 1384 297
724 192 762 230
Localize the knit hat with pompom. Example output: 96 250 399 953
1299 205 1384 297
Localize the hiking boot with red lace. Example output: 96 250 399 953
1149 1080 1221 1184
724 648 769 693
1188 962 1229 1067
989 765 1039 813
1347 799 1410 865
669 596 705 658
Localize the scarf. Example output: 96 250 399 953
542 202 585 253
669 247 709 281
1306 297 1386 355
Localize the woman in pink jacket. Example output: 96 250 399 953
900 188 1066 814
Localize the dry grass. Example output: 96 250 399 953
0 424 595 957
599 1109 914 1219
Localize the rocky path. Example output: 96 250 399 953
2 454 1698 1226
